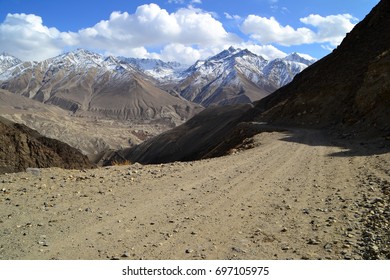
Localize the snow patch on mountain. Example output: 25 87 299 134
0 53 22 75
173 46 315 106
0 48 315 108
119 57 188 82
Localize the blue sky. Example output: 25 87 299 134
0 0 380 64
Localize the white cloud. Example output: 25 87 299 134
0 5 342 64
0 4 239 62
241 13 356 47
321 44 334 51
300 14 357 46
160 43 202 64
224 12 241 20
168 0 185 4
168 0 202 4
0 13 77 61
76 4 238 57
241 15 315 46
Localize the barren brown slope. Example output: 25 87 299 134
88 75 202 124
0 116 94 174
248 0 390 137
0 51 203 125
201 71 271 106
0 89 180 157
1 130 389 260
103 104 253 165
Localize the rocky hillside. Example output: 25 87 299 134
0 49 202 125
249 0 390 137
0 116 94 174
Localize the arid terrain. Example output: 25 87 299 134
1 129 389 260
0 0 389 262
0 88 176 158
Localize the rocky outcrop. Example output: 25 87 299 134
0 117 94 174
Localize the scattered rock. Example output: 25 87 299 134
231 247 246 254
307 238 320 245
324 243 332 251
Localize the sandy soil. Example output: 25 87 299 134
0 129 389 260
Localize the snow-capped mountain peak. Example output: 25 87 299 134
207 46 239 62
285 52 316 65
0 47 313 108
175 47 314 106
51 49 107 69
0 52 23 74
119 57 188 82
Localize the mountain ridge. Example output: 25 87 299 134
174 47 314 106
1 47 313 108
0 49 202 125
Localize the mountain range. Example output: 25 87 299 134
0 47 313 118
175 47 314 106
0 49 202 125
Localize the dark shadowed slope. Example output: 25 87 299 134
248 0 390 137
103 104 252 165
0 116 94 174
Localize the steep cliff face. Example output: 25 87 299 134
0 117 94 174
249 0 390 137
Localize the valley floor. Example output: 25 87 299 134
0 129 389 260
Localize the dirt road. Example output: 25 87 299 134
1 129 389 259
